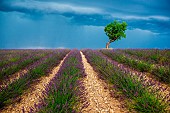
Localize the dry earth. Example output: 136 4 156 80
80 51 128 113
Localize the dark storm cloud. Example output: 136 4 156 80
1 0 169 24
1 0 170 20
0 0 104 15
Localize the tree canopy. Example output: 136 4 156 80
104 20 127 48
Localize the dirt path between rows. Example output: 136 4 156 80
0 69 28 91
0 54 51 91
1 53 69 113
80 51 128 113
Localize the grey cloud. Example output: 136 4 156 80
1 0 169 21
0 0 104 15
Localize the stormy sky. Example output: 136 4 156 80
0 0 170 49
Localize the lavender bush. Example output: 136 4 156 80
100 49 170 84
38 49 87 113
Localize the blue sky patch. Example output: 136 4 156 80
0 0 170 49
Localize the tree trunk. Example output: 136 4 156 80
106 42 110 49
106 39 116 49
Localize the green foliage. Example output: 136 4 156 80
0 52 68 109
82 50 168 112
100 50 170 84
104 20 127 42
39 51 84 113
0 58 36 80
9 57 20 62
39 67 79 113
151 67 170 83
123 49 170 66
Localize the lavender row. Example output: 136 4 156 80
82 49 168 112
98 49 170 101
0 50 44 66
100 49 170 84
0 49 70 109
0 49 64 81
0 50 67 90
0 50 28 67
37 49 87 113
0 51 44 70
120 49 170 67
0 51 50 82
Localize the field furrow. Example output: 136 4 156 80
100 49 170 84
0 69 28 91
0 51 53 91
39 50 86 113
0 50 61 91
120 49 170 67
0 51 47 82
117 50 169 69
0 50 30 65
82 49 169 112
0 49 70 110
0 49 169 112
80 51 128 113
0 52 69 113
99 50 170 101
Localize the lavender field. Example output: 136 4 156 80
0 49 170 113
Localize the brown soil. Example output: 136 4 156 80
80 51 128 113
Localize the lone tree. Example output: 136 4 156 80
104 20 127 49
